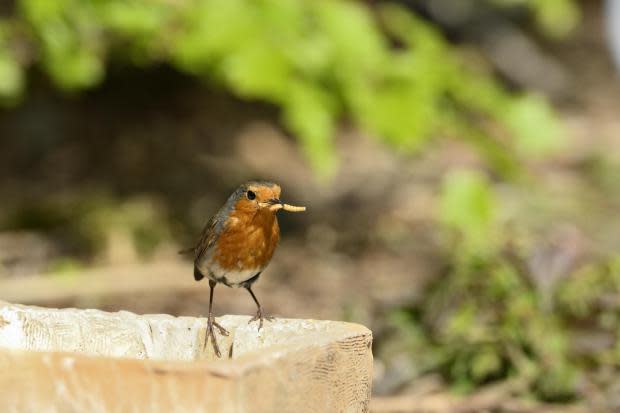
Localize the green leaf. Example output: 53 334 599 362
316 0 385 75
534 0 580 38
222 41 290 99
0 53 24 99
503 94 564 158
282 80 337 178
439 169 496 252
47 48 104 90
470 346 503 381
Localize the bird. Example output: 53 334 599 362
184 181 305 357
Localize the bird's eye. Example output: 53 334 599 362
246 190 256 200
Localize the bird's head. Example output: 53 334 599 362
232 181 283 214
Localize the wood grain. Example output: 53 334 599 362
0 302 373 412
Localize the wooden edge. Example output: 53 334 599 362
0 302 374 412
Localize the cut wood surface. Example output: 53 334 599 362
0 301 373 412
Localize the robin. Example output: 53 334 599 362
184 181 306 357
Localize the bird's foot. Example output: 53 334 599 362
248 309 275 331
212 318 229 336
205 315 229 358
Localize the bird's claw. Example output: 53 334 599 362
212 319 229 336
248 310 275 331
205 316 229 357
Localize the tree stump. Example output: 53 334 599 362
0 301 372 412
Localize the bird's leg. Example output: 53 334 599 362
205 280 229 357
246 286 274 330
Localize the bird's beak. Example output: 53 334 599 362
260 198 283 211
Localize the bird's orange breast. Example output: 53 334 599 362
212 207 280 272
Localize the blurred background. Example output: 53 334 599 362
1 0 620 411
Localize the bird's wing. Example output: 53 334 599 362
178 212 224 257
194 214 222 263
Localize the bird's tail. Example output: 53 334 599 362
193 267 205 281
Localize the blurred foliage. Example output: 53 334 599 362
439 170 497 255
388 167 620 402
3 194 172 265
0 0 572 176
490 0 581 38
